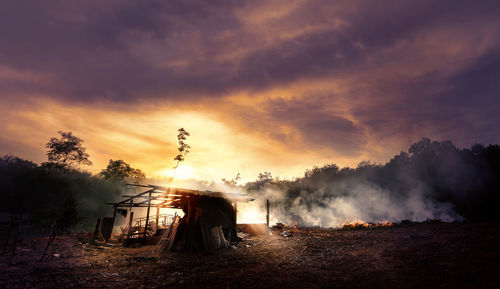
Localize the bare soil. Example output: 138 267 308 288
1 222 499 289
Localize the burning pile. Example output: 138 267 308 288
272 223 299 237
340 220 393 230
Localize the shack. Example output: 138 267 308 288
105 184 253 252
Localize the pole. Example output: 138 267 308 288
109 205 118 242
234 202 238 225
143 191 152 239
127 211 134 238
232 202 238 242
266 199 270 228
156 206 160 231
93 218 101 240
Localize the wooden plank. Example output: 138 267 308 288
166 216 181 252
154 213 178 254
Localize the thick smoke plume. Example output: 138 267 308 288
243 138 500 227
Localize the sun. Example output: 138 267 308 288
157 164 195 180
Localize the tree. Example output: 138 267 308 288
222 173 241 186
45 131 92 168
258 171 273 182
173 128 190 169
99 159 145 183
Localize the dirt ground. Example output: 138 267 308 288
1 222 499 289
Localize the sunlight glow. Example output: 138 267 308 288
156 164 195 180
237 202 266 224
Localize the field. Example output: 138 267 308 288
1 222 499 289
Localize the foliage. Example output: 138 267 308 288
45 131 92 168
99 159 145 183
222 173 241 186
173 128 190 168
0 155 123 233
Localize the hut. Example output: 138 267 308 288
106 184 253 251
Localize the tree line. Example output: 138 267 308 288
0 131 145 257
244 138 500 224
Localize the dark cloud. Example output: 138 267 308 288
351 48 500 149
0 0 497 101
266 97 366 155
1 0 500 155
0 0 243 101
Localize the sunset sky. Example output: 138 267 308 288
1 0 499 182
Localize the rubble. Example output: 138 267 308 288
279 230 293 237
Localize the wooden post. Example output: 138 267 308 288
186 198 193 250
127 211 134 238
155 206 160 231
266 199 270 228
93 218 101 240
234 202 238 225
110 205 118 238
232 202 238 242
143 191 152 238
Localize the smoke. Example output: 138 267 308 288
244 138 500 227
261 182 461 228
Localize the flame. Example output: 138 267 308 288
340 220 393 230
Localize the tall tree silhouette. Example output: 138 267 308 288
171 128 190 180
173 128 190 169
45 131 92 168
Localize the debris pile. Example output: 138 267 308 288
340 220 393 230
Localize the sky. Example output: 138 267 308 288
1 0 499 182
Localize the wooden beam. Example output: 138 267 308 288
115 188 154 206
143 190 152 238
120 194 178 197
106 203 178 208
135 196 183 205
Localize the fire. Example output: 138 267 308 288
272 223 298 230
340 220 393 230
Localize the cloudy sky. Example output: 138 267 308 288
1 0 499 182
